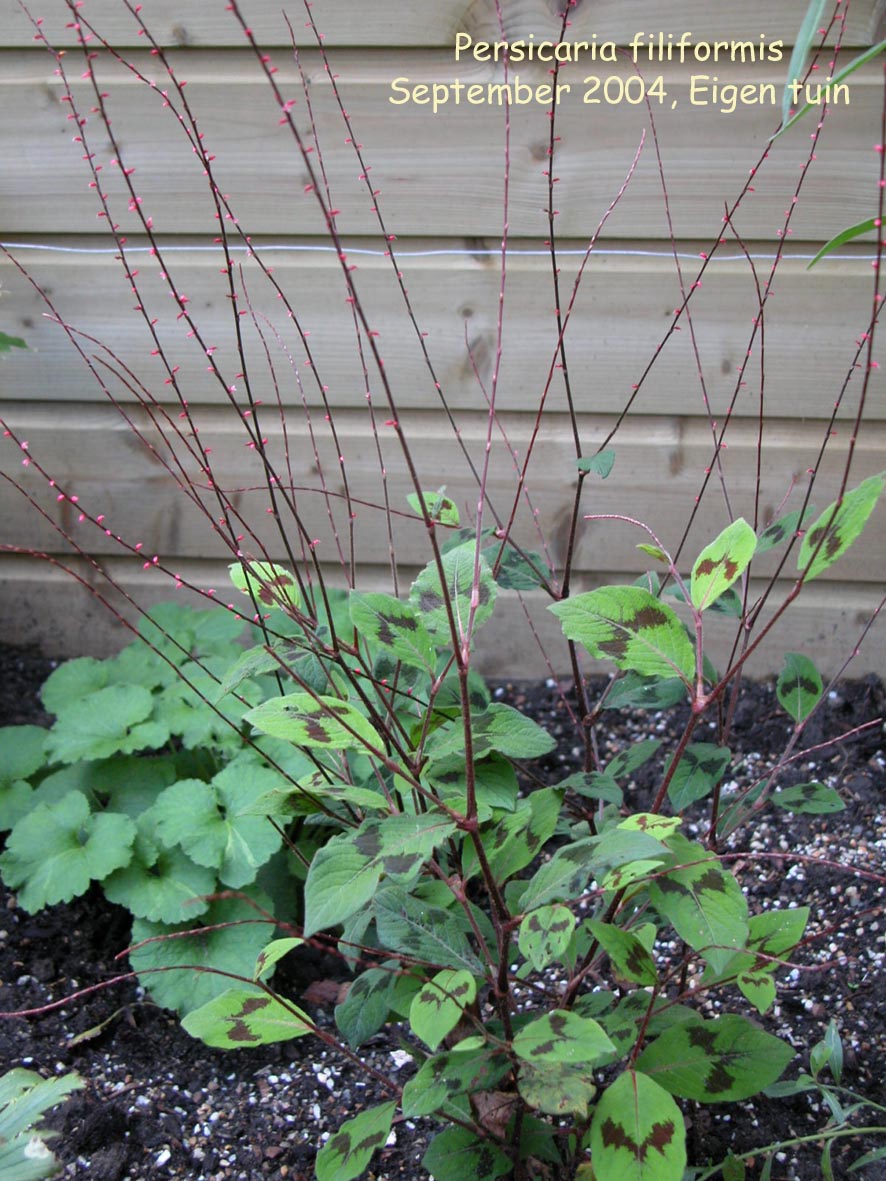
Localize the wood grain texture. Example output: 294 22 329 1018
0 50 879 239
1 552 882 677
1 0 881 49
0 247 878 418
3 404 884 581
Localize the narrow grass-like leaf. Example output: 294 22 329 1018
550 586 695 684
409 969 477 1051
777 39 886 138
315 1102 397 1181
589 1070 686 1181
807 218 878 269
690 518 756 610
636 1014 793 1101
781 0 828 127
797 473 885 580
181 987 313 1048
776 653 823 723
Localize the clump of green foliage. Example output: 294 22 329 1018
0 1067 83 1181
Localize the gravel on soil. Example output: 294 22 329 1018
0 642 884 1181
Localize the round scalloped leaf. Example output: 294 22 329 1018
46 685 166 765
129 892 273 1014
0 791 136 912
103 845 215 924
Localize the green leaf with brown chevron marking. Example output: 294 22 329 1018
349 591 436 671
229 559 301 610
690 518 756 611
518 904 576 971
797 472 885 580
409 969 477 1050
776 652 823 722
635 1014 793 1101
590 1070 686 1181
244 692 381 752
587 920 658 986
407 489 460 526
550 587 695 684
316 1102 397 1181
409 541 497 643
181 988 313 1048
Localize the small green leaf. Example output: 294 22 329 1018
0 725 48 788
606 739 663 781
636 1014 794 1101
807 218 878 269
577 449 615 479
0 331 27 352
427 702 555 763
229 559 301 610
422 1126 511 1181
771 782 844 814
402 1047 510 1118
756 507 810 554
550 586 696 684
603 674 687 710
776 653 823 723
589 1070 686 1181
587 920 658 986
798 473 885 580
254 937 303 982
407 489 460 526
409 969 477 1051
690 518 756 611
245 692 382 753
518 904 576 971
349 591 436 671
636 543 668 563
181 987 313 1048
408 541 497 643
667 744 731 811
315 1102 397 1181
513 1009 614 1067
723 1154 747 1181
335 964 399 1049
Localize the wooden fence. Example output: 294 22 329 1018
1 0 885 676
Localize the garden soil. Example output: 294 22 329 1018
1 642 884 1181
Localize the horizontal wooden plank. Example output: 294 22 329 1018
1 0 881 50
1 247 881 418
3 406 884 582
0 50 880 239
1 553 883 678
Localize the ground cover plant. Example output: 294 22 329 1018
1 0 885 1178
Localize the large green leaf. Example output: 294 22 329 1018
648 837 748 975
550 587 695 684
797 473 885 580
45 684 166 764
408 541 497 643
181 987 313 1048
586 920 657 986
245 692 382 753
636 1014 793 1101
690 518 756 611
776 653 823 723
349 591 436 671
0 792 135 911
590 1071 686 1181
303 814 457 936
513 1010 614 1070
129 892 273 1015
771 782 844 814
316 1102 397 1181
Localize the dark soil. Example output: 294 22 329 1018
1 641 884 1181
